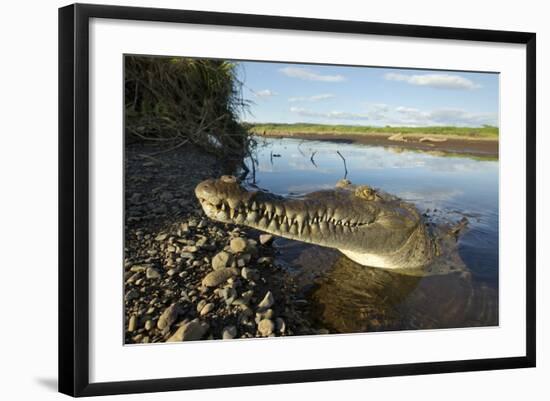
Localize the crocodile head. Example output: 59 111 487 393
195 176 435 269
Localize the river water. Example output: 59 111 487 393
246 136 499 333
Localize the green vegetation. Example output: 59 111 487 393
125 55 253 159
248 123 499 139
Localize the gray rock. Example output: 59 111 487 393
221 287 237 305
211 251 232 270
222 325 237 340
146 267 161 279
257 257 273 265
257 291 275 310
199 303 215 316
259 234 273 245
157 304 179 330
202 268 238 287
241 267 259 282
258 319 275 337
230 237 247 253
167 320 209 342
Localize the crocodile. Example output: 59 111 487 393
195 176 466 273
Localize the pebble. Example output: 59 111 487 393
222 325 237 339
275 317 286 334
125 289 139 302
146 267 161 279
258 319 275 336
202 268 238 287
130 264 150 272
144 320 154 331
257 291 275 310
126 272 141 283
128 315 137 332
256 309 274 323
220 287 237 305
257 257 273 265
211 251 232 270
196 299 207 313
199 303 215 316
167 320 209 342
259 234 273 245
155 233 168 241
233 290 253 306
241 267 259 282
230 237 247 253
157 304 179 330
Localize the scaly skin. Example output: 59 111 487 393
195 176 438 270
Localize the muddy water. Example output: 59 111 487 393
245 136 499 332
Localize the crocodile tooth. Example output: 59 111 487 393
251 201 258 211
247 211 258 223
289 224 298 235
258 217 268 228
281 221 289 233
311 223 320 236
268 219 279 232
296 215 305 234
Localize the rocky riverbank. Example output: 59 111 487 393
124 143 320 344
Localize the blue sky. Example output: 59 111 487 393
235 61 499 127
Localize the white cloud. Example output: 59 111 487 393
253 89 276 98
290 107 369 121
279 67 346 82
288 94 335 102
389 106 496 126
384 72 481 90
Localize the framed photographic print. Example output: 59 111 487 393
58 3 536 397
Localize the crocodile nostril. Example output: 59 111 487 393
221 175 237 184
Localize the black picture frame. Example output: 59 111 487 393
58 3 536 397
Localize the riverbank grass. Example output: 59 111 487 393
248 123 499 140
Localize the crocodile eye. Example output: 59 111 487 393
355 186 376 201
335 179 352 188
